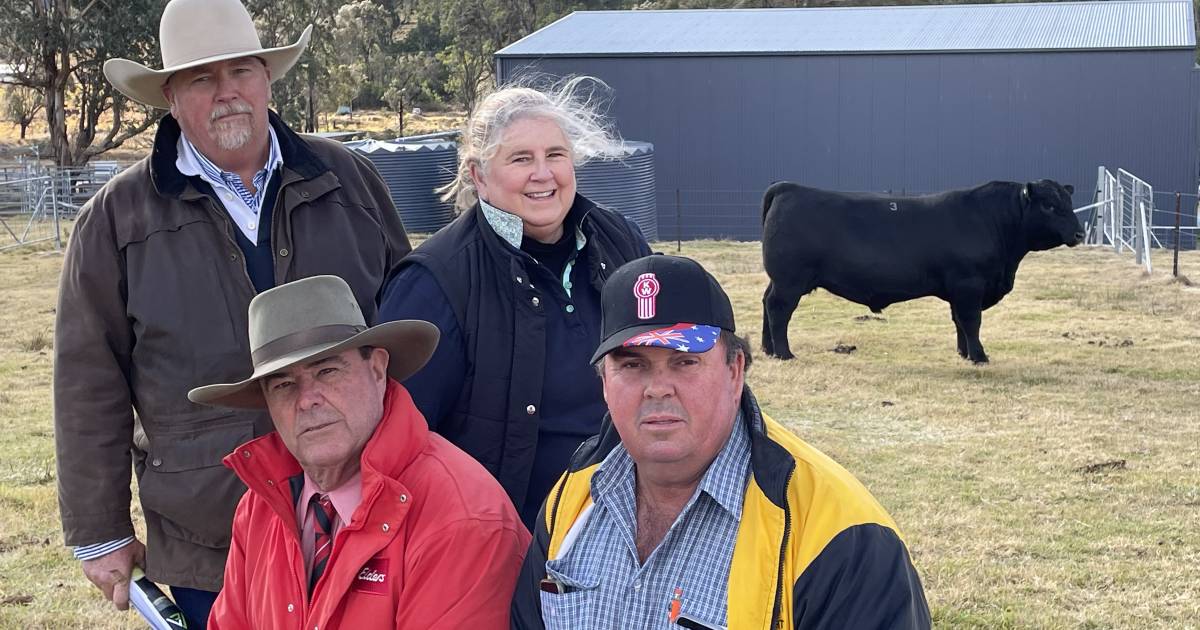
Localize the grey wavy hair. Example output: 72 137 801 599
441 75 626 211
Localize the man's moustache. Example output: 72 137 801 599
210 103 253 122
637 403 687 421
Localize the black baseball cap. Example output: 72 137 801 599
590 254 736 364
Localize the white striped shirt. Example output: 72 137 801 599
73 535 135 561
175 127 282 242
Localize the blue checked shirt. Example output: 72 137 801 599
541 413 750 630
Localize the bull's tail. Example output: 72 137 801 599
762 181 790 224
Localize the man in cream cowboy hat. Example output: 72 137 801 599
54 0 410 626
190 276 528 629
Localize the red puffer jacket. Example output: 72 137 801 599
209 380 530 629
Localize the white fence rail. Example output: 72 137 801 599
1081 166 1154 273
0 171 61 252
0 162 124 252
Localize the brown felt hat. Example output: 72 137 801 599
188 275 438 409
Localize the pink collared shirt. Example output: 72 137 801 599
295 471 363 577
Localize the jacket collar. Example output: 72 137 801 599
472 193 605 295
568 384 796 508
150 110 327 199
224 379 430 523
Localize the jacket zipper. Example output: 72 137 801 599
770 466 794 629
547 472 569 547
233 459 313 627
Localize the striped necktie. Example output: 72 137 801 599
309 493 336 596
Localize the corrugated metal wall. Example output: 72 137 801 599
499 49 1199 242
576 142 658 241
347 140 458 233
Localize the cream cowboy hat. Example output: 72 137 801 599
188 275 439 410
103 0 312 109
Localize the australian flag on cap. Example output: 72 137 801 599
623 323 722 353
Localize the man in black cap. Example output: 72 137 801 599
511 254 930 630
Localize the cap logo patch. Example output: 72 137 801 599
634 273 660 319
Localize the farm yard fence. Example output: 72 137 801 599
1078 167 1153 272
1078 166 1199 275
0 168 60 252
0 162 124 252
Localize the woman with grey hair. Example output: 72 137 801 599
379 77 651 528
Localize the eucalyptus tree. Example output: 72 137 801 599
0 0 159 166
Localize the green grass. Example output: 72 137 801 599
1 239 1198 628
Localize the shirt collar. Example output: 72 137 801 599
479 197 588 251
175 125 282 189
298 470 363 526
696 411 751 519
479 198 525 248
590 410 750 520
591 440 635 502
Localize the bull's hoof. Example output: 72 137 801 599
774 351 796 361
969 355 990 364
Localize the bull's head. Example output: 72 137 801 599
1023 179 1085 250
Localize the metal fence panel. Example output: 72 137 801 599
0 162 124 252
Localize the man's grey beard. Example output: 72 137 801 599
214 125 253 151
210 102 255 151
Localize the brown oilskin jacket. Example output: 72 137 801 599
53 112 411 591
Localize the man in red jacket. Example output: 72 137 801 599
189 275 529 629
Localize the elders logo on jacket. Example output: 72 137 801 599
353 558 390 595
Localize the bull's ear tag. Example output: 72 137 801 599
1022 184 1031 204
634 273 660 319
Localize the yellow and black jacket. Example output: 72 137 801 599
510 386 931 629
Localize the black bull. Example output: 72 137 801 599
760 180 1085 363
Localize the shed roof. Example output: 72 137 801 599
496 0 1196 57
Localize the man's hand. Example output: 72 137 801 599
81 539 146 610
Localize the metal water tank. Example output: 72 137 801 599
576 141 657 241
347 139 457 233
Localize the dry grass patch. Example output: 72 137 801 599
0 244 145 629
16 331 52 353
667 240 1200 629
0 238 1198 627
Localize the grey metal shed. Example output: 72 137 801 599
496 0 1200 244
